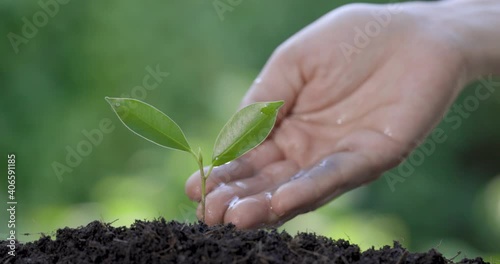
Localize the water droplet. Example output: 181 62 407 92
264 192 272 201
254 77 262 84
317 159 328 168
384 127 393 137
336 115 345 125
228 196 240 210
115 103 120 107
235 181 247 189
291 170 306 181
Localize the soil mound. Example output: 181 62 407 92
0 219 488 264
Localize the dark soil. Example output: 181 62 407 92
1 219 488 264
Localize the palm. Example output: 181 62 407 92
186 4 465 228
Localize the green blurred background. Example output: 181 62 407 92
1 0 499 262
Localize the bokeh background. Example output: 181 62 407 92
1 0 499 262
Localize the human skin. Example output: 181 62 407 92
186 0 500 228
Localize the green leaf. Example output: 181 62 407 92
105 97 192 152
212 101 284 166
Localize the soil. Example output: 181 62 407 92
0 219 488 264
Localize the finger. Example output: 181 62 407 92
185 140 284 201
240 42 303 114
198 160 299 226
270 151 378 220
223 193 280 229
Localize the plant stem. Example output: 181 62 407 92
199 162 206 222
200 164 214 222
191 150 214 222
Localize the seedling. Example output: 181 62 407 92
105 97 283 221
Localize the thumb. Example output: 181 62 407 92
240 43 303 115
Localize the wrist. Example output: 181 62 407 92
410 0 500 81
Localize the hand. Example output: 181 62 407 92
186 2 470 228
